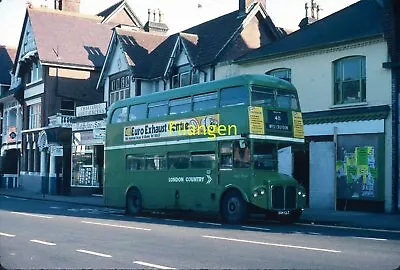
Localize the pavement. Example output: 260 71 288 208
1 187 400 231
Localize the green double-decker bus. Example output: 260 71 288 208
104 74 306 223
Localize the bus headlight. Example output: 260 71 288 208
253 191 258 198
298 191 302 195
260 189 265 195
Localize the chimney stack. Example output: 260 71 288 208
298 0 319 29
144 8 169 34
54 0 80 13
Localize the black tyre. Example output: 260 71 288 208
126 188 142 216
221 190 248 224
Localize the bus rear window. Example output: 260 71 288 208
251 87 274 107
111 107 128 123
220 86 248 107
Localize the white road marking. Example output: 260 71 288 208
11 197 27 201
297 223 400 233
81 221 151 231
135 217 152 220
241 226 271 231
203 235 342 253
164 219 184 222
30 239 56 246
308 232 321 235
111 214 124 217
2 196 10 198
133 261 176 269
11 212 53 219
198 222 222 226
76 249 112 258
0 232 16 237
49 206 61 209
352 237 387 241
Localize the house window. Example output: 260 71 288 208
334 56 366 105
109 74 131 105
28 60 42 84
180 71 191 87
28 103 41 129
266 68 291 82
61 99 75 116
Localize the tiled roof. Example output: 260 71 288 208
0 46 16 85
28 8 113 68
237 0 385 62
117 28 172 78
303 105 390 125
97 0 123 17
182 10 247 66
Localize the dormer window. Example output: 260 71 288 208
170 64 198 89
266 68 292 82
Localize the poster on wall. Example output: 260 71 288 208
336 145 378 200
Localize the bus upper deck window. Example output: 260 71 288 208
193 92 217 111
129 104 147 121
148 100 168 118
277 93 299 110
111 107 128 123
220 86 248 107
251 86 274 106
169 97 192 115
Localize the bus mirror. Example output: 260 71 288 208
239 140 246 149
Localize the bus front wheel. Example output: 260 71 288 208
126 188 142 216
221 190 248 224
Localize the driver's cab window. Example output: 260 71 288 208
233 140 250 168
253 142 277 170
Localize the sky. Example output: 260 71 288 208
0 0 360 48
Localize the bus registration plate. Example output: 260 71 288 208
278 210 290 215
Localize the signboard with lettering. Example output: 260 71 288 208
292 111 304 139
248 106 265 135
266 111 290 131
76 103 106 117
72 119 106 131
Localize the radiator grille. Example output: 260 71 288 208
271 186 297 209
285 186 297 209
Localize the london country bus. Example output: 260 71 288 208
104 74 306 223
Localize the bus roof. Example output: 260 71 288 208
109 74 296 110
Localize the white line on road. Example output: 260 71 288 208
203 235 342 253
0 232 16 237
30 239 56 246
133 261 176 269
11 212 53 219
164 219 184 222
241 226 271 231
135 217 152 220
297 223 400 234
49 206 61 209
352 237 387 241
81 221 151 231
198 222 222 226
76 249 112 258
111 214 124 217
308 232 321 235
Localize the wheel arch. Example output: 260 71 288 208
220 184 249 208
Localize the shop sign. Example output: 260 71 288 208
74 131 104 145
93 128 105 140
76 103 106 117
72 119 106 131
51 146 63 156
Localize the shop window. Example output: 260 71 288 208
266 68 291 82
334 56 366 105
169 97 192 115
168 152 190 169
193 92 218 111
220 86 248 107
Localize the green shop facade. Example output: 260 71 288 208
299 105 390 212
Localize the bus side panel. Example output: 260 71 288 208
104 148 127 208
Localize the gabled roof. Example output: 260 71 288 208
116 28 171 78
21 8 113 69
0 46 16 85
97 0 143 28
236 0 385 63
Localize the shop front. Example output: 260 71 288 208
71 103 106 195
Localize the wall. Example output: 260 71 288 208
238 39 392 112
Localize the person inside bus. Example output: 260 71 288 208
234 141 250 168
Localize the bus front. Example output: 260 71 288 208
246 78 306 221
